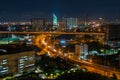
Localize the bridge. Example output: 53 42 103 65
0 31 105 35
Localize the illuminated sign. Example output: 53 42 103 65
60 39 67 46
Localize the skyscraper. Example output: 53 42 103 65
31 18 45 31
75 44 88 60
65 18 78 29
53 14 58 29
80 44 88 60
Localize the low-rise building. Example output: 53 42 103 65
0 51 35 75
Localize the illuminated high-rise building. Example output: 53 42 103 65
75 44 88 60
31 18 45 31
65 18 78 29
53 14 58 29
80 44 88 60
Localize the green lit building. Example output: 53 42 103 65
53 14 58 29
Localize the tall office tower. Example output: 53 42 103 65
31 18 45 31
65 18 78 29
53 14 58 29
80 43 88 60
75 44 88 60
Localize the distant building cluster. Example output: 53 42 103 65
0 14 104 32
0 14 120 47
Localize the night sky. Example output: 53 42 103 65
0 0 120 21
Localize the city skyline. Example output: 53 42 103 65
0 0 120 21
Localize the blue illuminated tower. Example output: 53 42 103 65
53 14 58 29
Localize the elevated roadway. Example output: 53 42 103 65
34 34 119 79
0 31 105 36
68 57 120 79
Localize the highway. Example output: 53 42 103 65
0 31 105 35
34 34 120 79
68 57 120 79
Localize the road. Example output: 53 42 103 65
34 34 120 79
0 31 105 35
68 57 120 79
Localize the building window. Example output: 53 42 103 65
2 60 7 64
